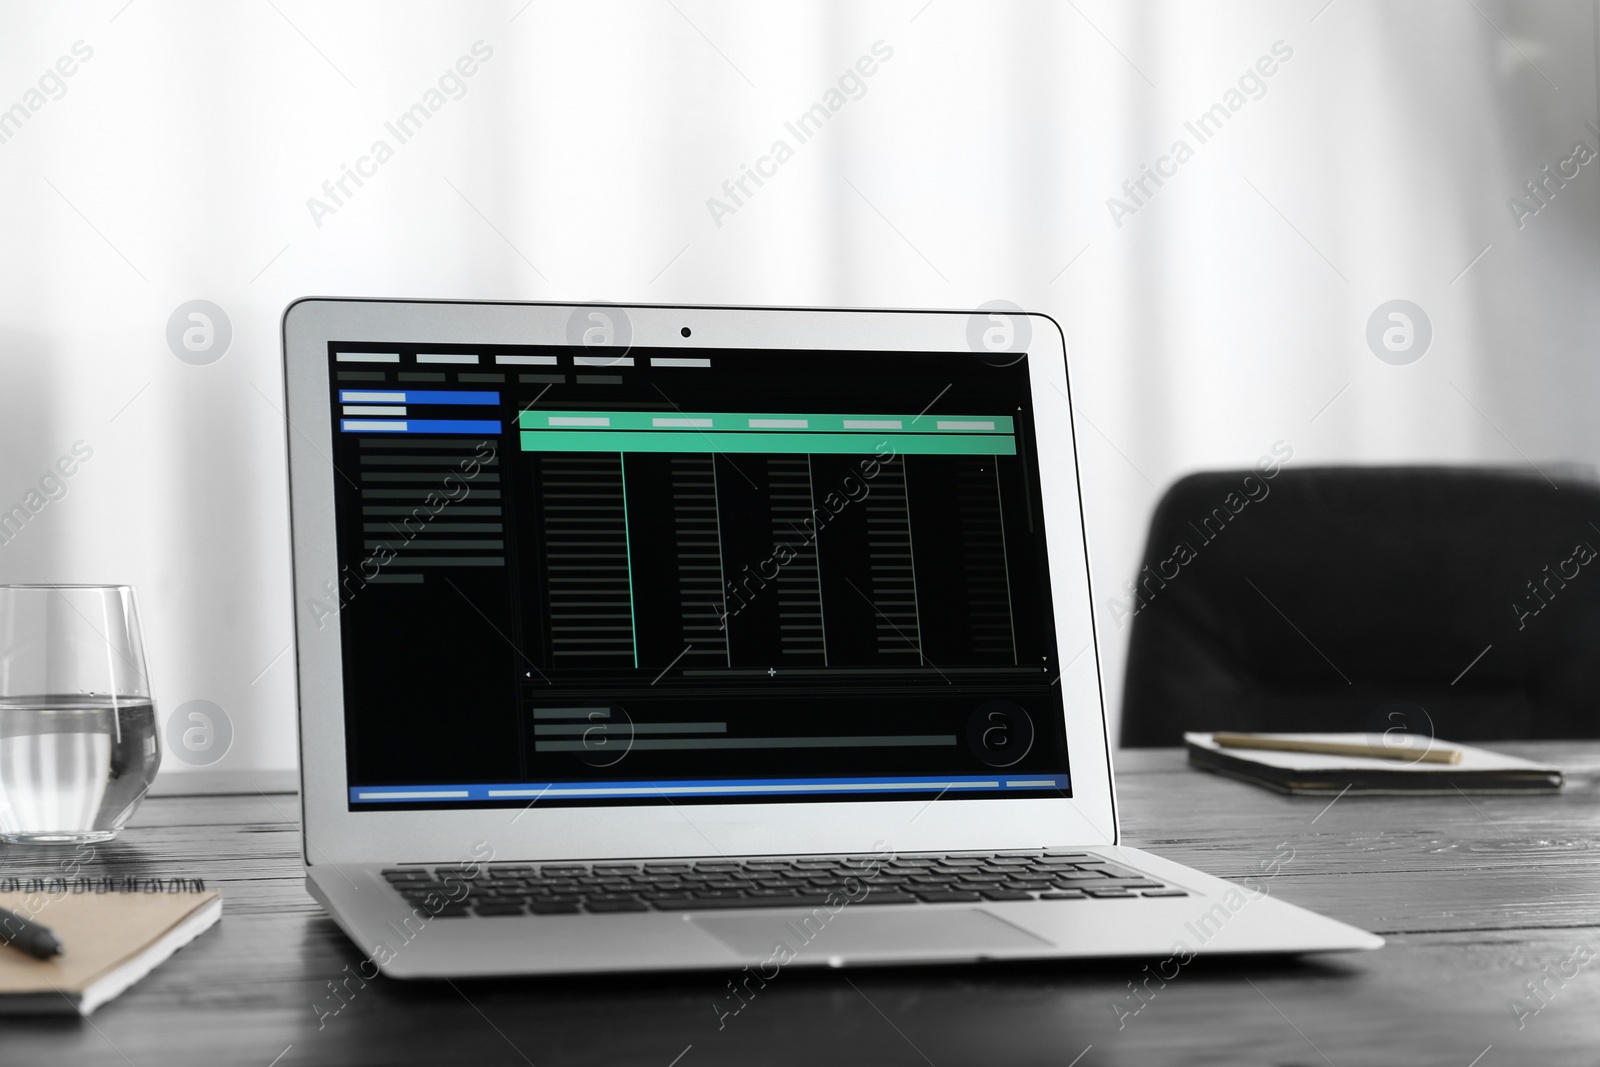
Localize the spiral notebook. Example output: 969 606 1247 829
0 879 221 1015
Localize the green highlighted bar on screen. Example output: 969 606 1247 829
516 411 1014 434
519 431 1015 455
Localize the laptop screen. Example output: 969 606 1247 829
323 338 1071 809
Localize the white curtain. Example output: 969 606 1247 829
0 0 1592 780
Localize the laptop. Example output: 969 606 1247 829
281 298 1381 977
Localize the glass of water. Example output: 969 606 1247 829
0 585 161 844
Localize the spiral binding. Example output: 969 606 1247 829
0 877 207 894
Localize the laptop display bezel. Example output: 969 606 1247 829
282 299 1117 864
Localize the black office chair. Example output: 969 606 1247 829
1119 465 1600 746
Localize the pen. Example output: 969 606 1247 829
0 905 65 960
1212 732 1464 765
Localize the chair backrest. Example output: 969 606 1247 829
1119 465 1600 746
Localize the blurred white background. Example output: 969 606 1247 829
0 0 1595 787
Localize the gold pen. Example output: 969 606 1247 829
1212 732 1464 765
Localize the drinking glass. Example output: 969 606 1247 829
0 585 161 844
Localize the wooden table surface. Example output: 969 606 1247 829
2 741 1597 1066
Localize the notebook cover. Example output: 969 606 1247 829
1184 733 1564 796
0 889 221 1013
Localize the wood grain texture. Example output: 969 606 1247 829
0 744 1595 1066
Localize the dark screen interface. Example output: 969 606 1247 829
327 338 1071 809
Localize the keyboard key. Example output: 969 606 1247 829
734 894 836 909
1083 888 1136 899
1093 864 1148 880
430 866 479 880
433 904 473 917
980 890 1034 901
853 892 919 906
473 903 527 916
640 896 695 909
1039 891 1087 900
1141 889 1189 897
915 891 985 903
652 895 832 911
527 902 581 915
585 900 649 913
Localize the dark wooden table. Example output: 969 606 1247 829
3 742 1597 1066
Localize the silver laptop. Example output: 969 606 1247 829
281 298 1381 977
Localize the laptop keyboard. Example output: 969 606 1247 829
381 851 1187 917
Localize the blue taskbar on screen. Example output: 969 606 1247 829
349 773 1070 805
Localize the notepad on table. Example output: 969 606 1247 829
0 888 221 1014
1184 732 1564 796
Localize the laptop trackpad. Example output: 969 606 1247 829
693 908 1052 960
